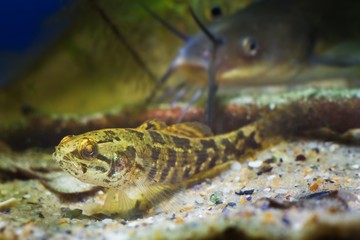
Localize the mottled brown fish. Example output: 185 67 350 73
53 118 274 217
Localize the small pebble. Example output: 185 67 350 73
264 157 277 164
304 175 313 180
274 189 288 194
175 218 184 224
267 174 277 181
235 189 255 196
282 216 291 226
239 196 247 204
195 197 204 204
269 103 276 110
22 194 30 199
248 160 263 168
350 164 360 170
312 147 320 154
227 202 237 207
263 212 275 223
231 162 242 171
295 154 306 161
263 188 271 192
309 183 319 191
209 192 223 205
329 144 339 152
257 166 273 175
0 198 16 211
127 221 139 228
102 219 113 224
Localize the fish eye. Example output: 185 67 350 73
78 138 98 160
240 37 258 57
210 5 222 18
201 2 227 21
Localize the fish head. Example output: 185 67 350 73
53 129 141 188
172 6 312 85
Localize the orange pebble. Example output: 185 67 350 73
332 177 340 182
303 168 313 176
183 206 192 211
239 196 247 204
344 177 351 183
294 149 301 155
316 178 324 184
175 217 184 224
263 212 275 223
309 183 319 191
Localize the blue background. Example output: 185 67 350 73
0 0 71 86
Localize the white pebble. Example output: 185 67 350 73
231 162 242 171
263 188 271 192
102 218 113 224
195 197 204 204
303 175 313 180
351 164 360 170
127 221 140 228
274 189 288 194
269 103 276 110
267 174 277 181
248 160 263 168
329 144 339 152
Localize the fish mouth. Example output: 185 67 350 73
52 151 71 165
52 151 61 162
55 156 81 175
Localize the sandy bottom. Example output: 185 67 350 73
1 138 360 239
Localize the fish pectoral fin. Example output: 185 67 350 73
82 188 143 216
102 188 136 214
137 119 167 131
81 188 154 217
164 122 213 138
135 180 179 210
80 188 137 216
75 189 135 216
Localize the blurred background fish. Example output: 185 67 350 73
153 0 360 94
0 0 359 123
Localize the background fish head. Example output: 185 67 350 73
173 3 314 86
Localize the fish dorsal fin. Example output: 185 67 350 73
164 122 213 138
137 119 167 131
